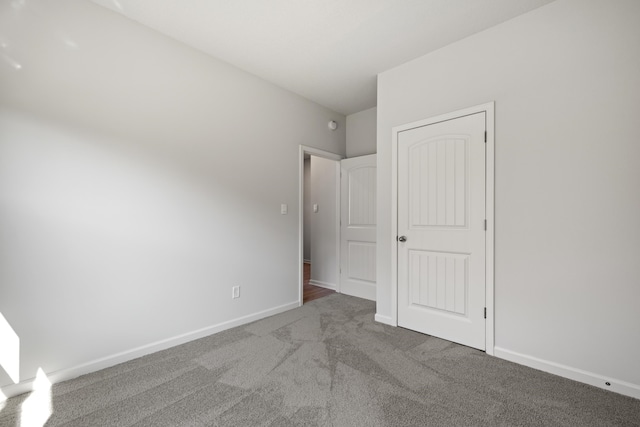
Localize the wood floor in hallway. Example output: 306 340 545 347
303 262 335 304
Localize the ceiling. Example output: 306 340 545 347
89 0 554 115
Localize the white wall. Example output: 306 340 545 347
0 0 345 394
377 0 640 397
309 156 339 288
346 107 377 158
303 158 312 262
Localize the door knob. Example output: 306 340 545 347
398 236 407 242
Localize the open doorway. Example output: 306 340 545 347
298 146 342 305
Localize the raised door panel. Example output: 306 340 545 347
348 166 377 227
348 241 376 284
409 138 468 228
409 250 468 315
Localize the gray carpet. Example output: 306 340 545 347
1 294 639 426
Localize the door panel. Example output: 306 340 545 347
398 113 485 350
409 250 468 315
409 138 468 227
340 154 377 301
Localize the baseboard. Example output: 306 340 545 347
308 279 336 290
303 259 311 264
374 313 396 326
0 301 299 400
494 347 640 400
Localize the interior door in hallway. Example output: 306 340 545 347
397 113 486 350
340 154 377 301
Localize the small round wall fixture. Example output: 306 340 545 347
328 120 338 130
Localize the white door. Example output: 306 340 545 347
397 113 486 350
340 154 377 301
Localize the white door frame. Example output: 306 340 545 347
390 102 495 355
298 145 343 306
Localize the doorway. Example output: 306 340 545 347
298 146 342 305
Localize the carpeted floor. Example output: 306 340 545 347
1 294 639 426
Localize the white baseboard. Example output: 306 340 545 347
494 346 640 400
0 301 299 400
308 279 336 290
303 259 311 264
374 313 396 326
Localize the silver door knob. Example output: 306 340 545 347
398 236 407 242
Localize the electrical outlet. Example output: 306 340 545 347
232 286 240 299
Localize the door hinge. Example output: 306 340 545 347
484 307 487 319
484 131 487 143
484 219 487 230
